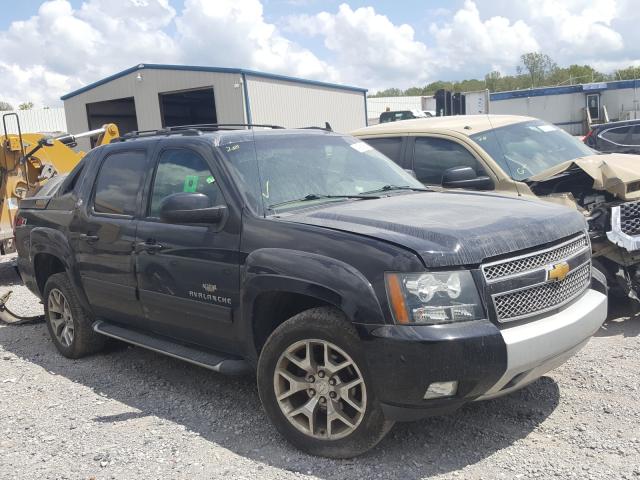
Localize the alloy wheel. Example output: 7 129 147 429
48 288 74 347
274 339 367 440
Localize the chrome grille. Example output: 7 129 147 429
619 201 640 235
482 234 589 281
493 262 591 322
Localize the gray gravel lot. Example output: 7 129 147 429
0 254 639 480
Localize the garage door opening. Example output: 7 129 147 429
159 87 217 128
86 97 138 142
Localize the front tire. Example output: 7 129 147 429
257 307 393 458
43 272 106 358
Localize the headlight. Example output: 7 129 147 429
385 271 483 325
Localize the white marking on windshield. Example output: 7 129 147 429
350 142 373 153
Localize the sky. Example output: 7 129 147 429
0 0 638 107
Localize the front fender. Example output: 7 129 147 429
29 227 92 312
239 248 386 357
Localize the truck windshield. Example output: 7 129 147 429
219 132 425 212
470 120 596 181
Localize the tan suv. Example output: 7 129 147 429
352 114 640 300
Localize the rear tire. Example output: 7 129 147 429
43 272 106 358
257 307 393 458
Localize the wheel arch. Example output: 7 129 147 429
29 227 91 311
239 248 385 362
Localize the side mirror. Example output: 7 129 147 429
159 192 226 224
442 166 494 190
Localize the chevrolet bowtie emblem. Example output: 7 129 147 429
547 262 570 282
202 283 217 293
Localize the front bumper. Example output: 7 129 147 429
359 288 607 421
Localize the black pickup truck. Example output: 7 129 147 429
15 125 607 458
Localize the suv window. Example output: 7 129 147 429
149 149 223 218
602 126 632 145
379 111 415 123
631 125 640 146
93 151 146 216
363 137 403 164
413 137 483 185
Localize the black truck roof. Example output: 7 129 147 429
112 123 337 145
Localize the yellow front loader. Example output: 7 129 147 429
0 113 119 254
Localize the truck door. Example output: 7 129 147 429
71 147 152 329
135 144 241 352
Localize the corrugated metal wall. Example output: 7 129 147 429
490 86 640 135
601 88 640 120
366 96 424 121
246 76 366 133
64 69 245 149
490 93 585 135
1 108 67 134
63 67 368 149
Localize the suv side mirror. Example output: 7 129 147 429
442 166 494 190
159 192 226 224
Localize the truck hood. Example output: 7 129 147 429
528 153 640 201
283 191 586 267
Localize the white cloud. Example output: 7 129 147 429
523 0 623 55
0 0 334 107
175 0 336 80
0 0 638 108
430 0 539 72
287 4 433 89
0 0 179 107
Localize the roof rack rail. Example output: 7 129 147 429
166 123 284 131
113 123 285 142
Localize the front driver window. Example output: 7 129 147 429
413 137 483 185
149 149 224 218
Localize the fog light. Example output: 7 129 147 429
424 381 458 399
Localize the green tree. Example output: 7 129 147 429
404 86 428 96
457 79 485 92
18 101 34 110
484 71 501 91
0 101 13 111
424 80 454 94
369 88 404 97
614 66 640 80
517 52 557 88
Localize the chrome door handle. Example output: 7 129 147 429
136 241 163 253
79 233 99 243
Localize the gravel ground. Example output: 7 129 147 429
0 254 639 480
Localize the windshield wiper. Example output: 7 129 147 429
359 185 430 195
268 193 379 210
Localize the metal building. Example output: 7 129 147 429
61 63 368 148
489 80 640 135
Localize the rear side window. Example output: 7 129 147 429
602 126 631 145
93 151 147 215
363 137 403 164
58 148 100 196
148 149 224 218
413 137 483 185
35 175 67 197
629 125 640 146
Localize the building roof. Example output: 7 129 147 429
490 78 640 101
61 63 367 101
351 114 534 137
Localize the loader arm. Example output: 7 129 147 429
0 116 120 254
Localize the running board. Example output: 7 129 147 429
93 320 251 375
